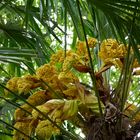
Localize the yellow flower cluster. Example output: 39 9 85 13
63 85 79 99
74 38 97 72
98 39 127 68
35 120 60 140
14 90 49 120
17 75 41 94
76 37 97 56
88 37 97 48
13 119 36 140
49 37 97 68
29 99 78 140
13 91 52 140
58 71 79 86
5 75 41 95
5 77 20 95
36 64 57 82
5 37 124 140
98 39 140 69
50 49 64 65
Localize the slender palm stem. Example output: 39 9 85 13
76 0 103 116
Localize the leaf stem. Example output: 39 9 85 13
76 0 103 116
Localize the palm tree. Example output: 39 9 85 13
0 0 140 140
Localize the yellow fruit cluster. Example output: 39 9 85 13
5 37 140 140
35 120 60 140
13 118 40 140
98 39 140 68
98 39 127 68
14 90 49 119
5 37 103 140
5 75 41 95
